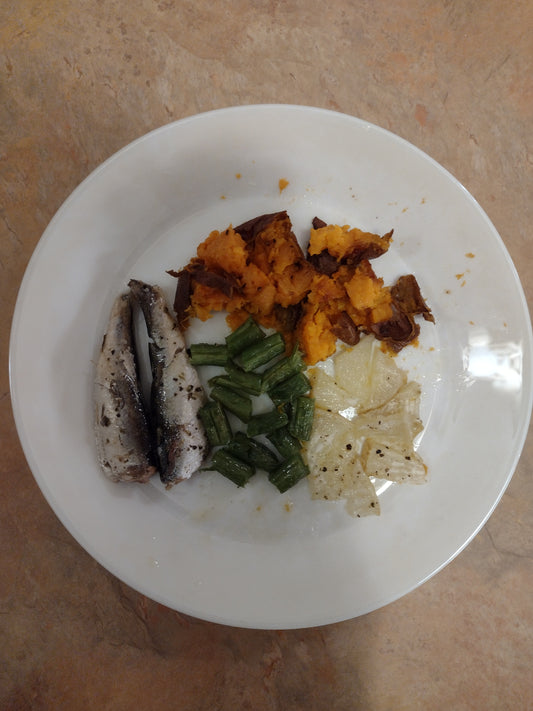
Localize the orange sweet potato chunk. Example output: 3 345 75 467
297 305 338 365
197 227 248 275
344 261 393 322
190 283 244 321
306 273 346 306
241 263 277 315
345 270 385 310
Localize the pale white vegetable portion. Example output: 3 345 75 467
361 438 427 484
308 367 360 417
304 409 354 457
332 336 407 412
351 381 424 444
306 337 427 518
309 336 408 418
305 411 380 517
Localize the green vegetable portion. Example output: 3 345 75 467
226 432 280 473
234 332 286 372
191 318 315 493
189 343 228 366
198 400 232 446
267 371 311 406
209 363 263 396
269 454 310 493
288 396 315 441
261 346 304 392
209 449 255 487
225 316 265 356
266 426 301 459
247 408 289 437
210 384 252 423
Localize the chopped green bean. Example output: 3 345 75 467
268 453 310 493
288 396 315 441
234 332 286 372
266 426 301 459
210 384 252 423
261 346 305 392
225 317 265 356
209 363 263 396
268 371 311 405
246 408 289 437
227 432 280 473
198 400 232 446
225 362 263 395
189 343 228 366
208 449 255 487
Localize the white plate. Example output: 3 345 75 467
10 105 533 629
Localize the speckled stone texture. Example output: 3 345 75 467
1 1 532 709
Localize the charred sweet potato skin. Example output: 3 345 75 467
309 223 392 264
172 212 433 364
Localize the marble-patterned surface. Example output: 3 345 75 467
1 1 532 708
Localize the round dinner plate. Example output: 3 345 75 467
9 105 533 629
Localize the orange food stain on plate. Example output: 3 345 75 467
278 178 289 193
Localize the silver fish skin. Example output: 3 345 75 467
128 279 209 488
94 293 156 483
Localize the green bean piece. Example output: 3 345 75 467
246 408 289 437
288 396 315 441
266 426 301 459
209 363 263 396
227 432 280 473
234 332 286 372
208 449 255 487
225 362 264 395
268 453 310 493
189 343 228 366
261 346 305 393
198 400 232 446
210 384 252 423
225 316 265 356
268 371 311 406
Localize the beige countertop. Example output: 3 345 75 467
2 2 532 709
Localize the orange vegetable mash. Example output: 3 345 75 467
172 211 433 365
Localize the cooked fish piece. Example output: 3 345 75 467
128 279 209 487
94 293 156 483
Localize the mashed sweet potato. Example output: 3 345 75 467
171 211 433 364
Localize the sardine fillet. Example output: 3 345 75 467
128 279 209 487
94 293 156 483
